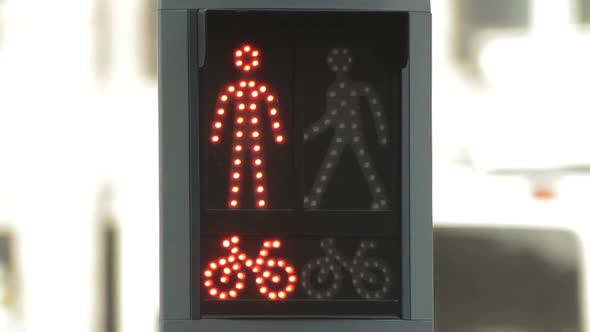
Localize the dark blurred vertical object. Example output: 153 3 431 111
453 0 530 74
579 0 590 23
0 230 20 328
434 227 581 332
94 0 112 83
96 186 119 332
140 0 157 80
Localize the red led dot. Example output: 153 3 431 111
253 145 261 152
250 104 257 110
258 200 266 207
267 95 275 102
230 200 238 207
231 236 239 244
210 289 218 296
235 60 243 67
269 292 277 300
286 285 294 292
251 117 259 124
223 267 231 275
256 172 263 179
270 108 278 116
260 287 267 294
272 240 281 248
235 50 243 57
259 86 267 93
244 45 251 52
252 131 260 138
236 282 244 290
257 186 264 193
237 117 244 124
237 272 245 280
213 122 222 129
234 159 242 166
229 290 237 298
240 81 247 87
238 104 245 110
288 275 297 282
238 254 246 260
233 172 240 179
236 131 243 138
235 145 243 152
259 250 268 258
220 95 228 102
253 60 260 67
231 186 239 193
245 260 253 267
227 86 235 92
252 91 259 97
254 159 262 166
204 280 212 287
223 240 231 248
204 270 212 277
252 50 259 57
272 275 281 283
219 292 227 299
277 260 285 267
236 91 244 97
211 136 220 143
256 277 264 285
268 259 276 267
210 262 217 269
219 258 227 265
252 266 260 273
285 266 294 274
244 65 251 71
249 81 256 87
264 241 272 248
220 276 228 283
276 135 284 143
217 108 225 115
233 263 240 271
273 122 280 129
231 247 239 254
278 291 286 299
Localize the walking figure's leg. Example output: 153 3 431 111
250 137 268 209
227 138 246 209
305 138 345 210
350 135 389 210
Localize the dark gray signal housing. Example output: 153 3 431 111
159 0 431 331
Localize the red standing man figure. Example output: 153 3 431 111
210 44 285 209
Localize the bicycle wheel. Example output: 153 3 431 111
254 257 297 300
301 256 343 299
352 258 393 300
202 256 247 300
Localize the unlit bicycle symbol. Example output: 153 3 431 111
301 238 393 300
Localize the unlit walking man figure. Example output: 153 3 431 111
304 47 389 210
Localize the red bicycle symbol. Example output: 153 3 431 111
203 236 297 300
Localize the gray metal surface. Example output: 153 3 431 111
408 11 433 321
163 319 432 332
159 9 192 320
160 0 430 12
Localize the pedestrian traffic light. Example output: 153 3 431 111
160 1 431 331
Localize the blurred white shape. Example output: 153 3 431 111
474 0 590 171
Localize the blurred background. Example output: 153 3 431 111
0 0 588 331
